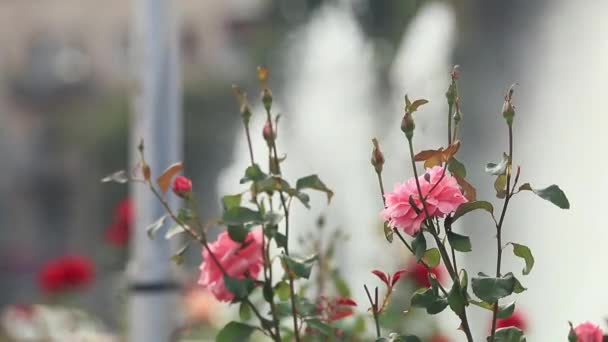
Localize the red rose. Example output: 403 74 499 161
495 310 527 331
38 255 95 293
105 198 133 246
172 176 192 198
407 260 445 288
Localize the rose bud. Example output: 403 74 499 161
263 120 276 143
371 138 385 173
401 112 415 140
172 176 193 198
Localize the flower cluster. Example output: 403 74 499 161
38 255 95 293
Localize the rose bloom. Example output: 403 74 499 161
198 229 263 302
407 259 445 288
495 310 527 331
105 198 133 246
381 166 467 236
574 321 603 342
38 255 95 293
172 176 193 197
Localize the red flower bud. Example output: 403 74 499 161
263 120 276 143
371 138 385 173
172 176 193 198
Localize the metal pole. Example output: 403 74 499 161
128 0 182 340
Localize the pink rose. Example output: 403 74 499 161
198 228 263 302
381 166 467 236
575 321 603 342
172 176 193 198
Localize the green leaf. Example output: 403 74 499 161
510 243 535 275
453 201 494 222
448 158 467 178
263 282 274 302
471 273 521 303
146 215 167 239
412 232 427 260
177 208 194 222
306 319 332 336
223 275 255 300
521 184 570 209
288 189 311 209
101 170 129 184
275 281 290 301
422 248 441 267
486 153 509 175
498 301 516 319
164 225 186 239
256 177 291 194
447 282 467 315
227 225 249 243
222 206 263 226
447 231 472 252
222 194 242 211
216 321 256 342
239 302 252 321
384 222 394 243
170 242 190 265
295 175 334 204
495 174 508 198
493 327 526 342
282 255 316 279
469 299 494 311
240 164 266 184
410 287 448 314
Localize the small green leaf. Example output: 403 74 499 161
222 206 263 226
448 282 467 315
287 189 311 209
410 287 448 314
101 170 129 184
469 299 494 311
146 215 167 239
495 174 508 198
412 232 427 260
522 184 570 209
177 208 194 222
486 153 509 175
282 255 316 279
263 282 274 302
216 321 256 342
510 243 535 275
227 225 249 243
422 248 441 267
306 319 332 336
275 233 288 249
275 281 290 301
164 225 186 239
295 175 334 204
448 158 467 178
170 242 190 265
222 194 242 211
447 231 472 252
256 177 291 194
239 302 252 321
223 275 255 300
240 164 266 184
453 201 494 222
497 301 516 319
493 327 526 342
471 273 521 303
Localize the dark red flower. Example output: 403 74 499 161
495 310 527 331
172 176 193 198
408 260 445 288
105 198 133 246
38 255 95 293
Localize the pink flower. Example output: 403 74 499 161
495 310 527 331
198 229 263 302
381 166 467 236
574 321 603 342
172 176 193 198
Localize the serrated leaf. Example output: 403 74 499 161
156 162 183 193
447 231 472 252
497 301 516 319
146 215 167 239
412 232 427 260
486 153 509 175
453 201 494 222
422 248 441 267
448 158 467 178
510 243 534 275
222 206 263 226
296 175 334 204
222 194 242 211
164 225 186 239
216 321 256 342
101 170 129 184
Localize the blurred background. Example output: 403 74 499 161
0 0 605 341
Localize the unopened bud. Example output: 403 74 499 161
263 120 276 144
261 88 273 112
401 112 415 140
232 85 252 125
502 85 516 125
371 138 385 173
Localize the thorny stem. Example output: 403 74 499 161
364 285 381 338
490 124 514 341
146 183 276 340
406 137 474 342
